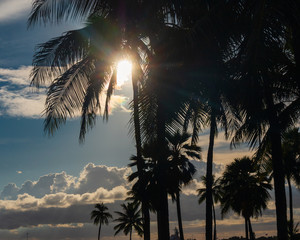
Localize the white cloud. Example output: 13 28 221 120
0 162 298 240
0 66 131 118
0 86 46 118
0 0 32 23
0 164 131 202
74 163 131 194
0 66 31 85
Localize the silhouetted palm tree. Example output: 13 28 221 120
114 202 143 240
90 203 112 240
228 2 300 239
167 131 201 240
28 2 185 239
282 129 300 240
180 3 239 239
260 128 300 239
219 157 272 240
198 175 222 240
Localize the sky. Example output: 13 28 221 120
0 1 299 240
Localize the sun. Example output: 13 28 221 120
117 60 132 87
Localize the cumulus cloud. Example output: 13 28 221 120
74 163 131 194
0 161 298 240
0 164 131 201
0 0 32 23
0 172 74 200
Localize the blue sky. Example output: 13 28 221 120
0 0 135 190
0 1 299 240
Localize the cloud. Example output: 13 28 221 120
0 66 32 85
0 164 132 201
196 130 253 165
74 163 131 194
0 0 32 23
0 86 46 118
0 66 131 118
0 162 298 240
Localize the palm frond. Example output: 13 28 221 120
28 0 101 27
44 56 93 135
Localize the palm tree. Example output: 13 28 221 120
260 128 300 240
282 129 300 240
219 157 272 240
228 2 300 239
167 131 201 240
90 203 112 240
114 202 143 240
179 3 240 240
198 175 222 240
28 2 186 239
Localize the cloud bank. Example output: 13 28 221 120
0 160 296 240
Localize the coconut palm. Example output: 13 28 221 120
28 1 186 239
219 157 272 240
167 131 201 240
260 128 300 239
228 1 300 238
179 2 240 239
198 175 222 240
282 129 300 240
90 203 112 240
114 202 143 240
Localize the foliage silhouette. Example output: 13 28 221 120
220 157 272 240
90 203 112 240
114 202 143 240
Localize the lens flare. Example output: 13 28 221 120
117 60 132 87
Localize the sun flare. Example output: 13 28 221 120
117 60 132 87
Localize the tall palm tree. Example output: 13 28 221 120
227 3 300 240
198 175 222 240
260 128 300 240
167 131 201 240
179 3 240 240
90 203 112 240
282 129 300 240
114 202 143 240
28 2 186 239
219 157 272 240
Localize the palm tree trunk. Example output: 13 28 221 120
142 202 151 240
176 191 185 240
98 223 101 240
212 201 217 240
206 113 216 240
245 218 249 240
156 95 170 240
266 95 288 240
287 177 294 240
132 61 150 240
130 229 132 240
248 218 254 240
269 122 288 240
